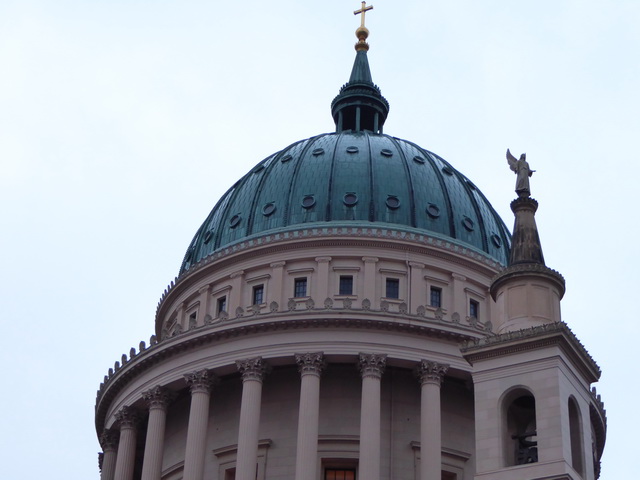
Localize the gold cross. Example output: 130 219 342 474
354 1 373 28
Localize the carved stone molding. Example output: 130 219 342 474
359 353 387 380
184 369 216 394
417 360 449 386
295 352 326 377
142 385 175 411
236 357 269 382
99 428 119 451
115 406 140 429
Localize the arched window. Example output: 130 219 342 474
502 388 537 467
568 397 584 477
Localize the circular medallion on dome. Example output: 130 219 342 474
466 180 476 190
413 155 425 164
426 203 441 218
229 215 242 228
281 154 293 163
346 146 359 153
262 202 276 216
203 230 213 244
386 195 400 209
343 193 358 206
491 234 502 248
462 216 475 231
253 165 265 174
302 195 316 209
442 166 454 176
312 148 325 156
380 149 393 157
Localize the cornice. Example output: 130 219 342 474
460 322 600 383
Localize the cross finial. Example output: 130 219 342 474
354 1 373 28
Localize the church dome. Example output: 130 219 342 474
180 132 511 273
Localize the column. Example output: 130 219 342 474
358 353 387 480
417 360 449 480
99 429 119 480
198 285 212 323
141 386 174 480
113 406 140 480
182 370 215 480
294 353 325 480
235 357 269 480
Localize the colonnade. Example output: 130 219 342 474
99 355 448 480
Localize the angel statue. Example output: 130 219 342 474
506 149 535 197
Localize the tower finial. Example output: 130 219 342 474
353 2 373 51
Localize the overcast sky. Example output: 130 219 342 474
0 1 636 478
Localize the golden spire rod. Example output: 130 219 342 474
353 1 373 51
354 1 373 28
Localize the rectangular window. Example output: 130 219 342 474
385 278 400 299
252 284 264 305
339 275 353 295
469 299 479 319
325 469 356 480
430 287 442 308
294 278 308 298
217 296 227 315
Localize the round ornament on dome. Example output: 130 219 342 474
386 195 400 209
343 193 358 206
426 203 441 218
312 148 325 156
301 195 316 209
462 217 475 232
380 149 393 157
281 154 293 163
229 215 242 228
262 202 276 216
346 146 359 153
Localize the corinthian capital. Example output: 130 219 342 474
236 357 270 382
184 369 216 394
417 360 449 386
115 406 140 429
295 352 326 377
142 385 175 411
359 353 387 379
99 429 119 452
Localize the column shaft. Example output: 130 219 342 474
236 379 262 480
141 387 173 480
417 360 448 480
183 371 214 480
100 430 119 480
294 353 324 480
358 353 386 480
113 407 139 480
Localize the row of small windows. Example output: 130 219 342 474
212 277 478 318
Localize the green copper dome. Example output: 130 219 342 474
179 47 510 274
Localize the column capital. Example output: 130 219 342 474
99 428 119 452
417 360 449 386
270 261 286 268
115 406 140 429
236 356 270 382
295 352 326 377
184 369 216 394
142 385 175 411
359 353 387 379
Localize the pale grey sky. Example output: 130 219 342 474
0 1 636 478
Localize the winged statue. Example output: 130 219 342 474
506 149 534 197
